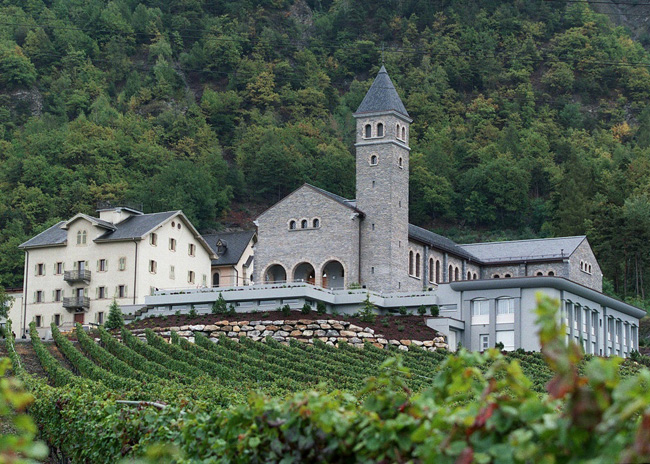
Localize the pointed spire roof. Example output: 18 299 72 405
354 65 409 118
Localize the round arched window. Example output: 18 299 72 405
301 219 308 229
365 124 371 138
313 218 320 228
548 271 555 276
370 155 378 166
377 123 384 137
289 220 296 230
398 157 403 168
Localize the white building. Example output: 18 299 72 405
17 204 215 338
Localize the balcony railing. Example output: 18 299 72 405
62 297 90 310
64 270 91 283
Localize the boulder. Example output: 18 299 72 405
302 330 314 337
203 325 218 332
180 325 190 331
314 330 327 337
281 325 293 331
307 324 320 329
239 321 249 327
273 320 284 325
262 330 274 337
290 330 302 337
318 337 328 342
400 340 412 346
325 330 340 337
363 327 375 334
276 330 290 337
357 332 372 338
373 343 384 349
168 326 180 332
332 323 344 330
241 325 254 331
216 321 229 326
340 330 356 337
227 331 238 337
412 340 424 346
319 323 332 330
232 326 241 332
348 324 362 332
398 345 408 351
423 341 434 347
248 330 261 337
376 338 388 345
255 325 265 331
389 339 401 345
349 337 362 344
249 320 261 326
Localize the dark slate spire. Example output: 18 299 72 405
354 66 409 117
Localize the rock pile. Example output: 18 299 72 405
132 318 449 351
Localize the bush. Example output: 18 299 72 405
417 305 427 316
316 301 326 314
281 304 291 316
189 306 197 318
227 304 236 316
104 300 124 330
398 306 408 316
359 293 377 323
301 303 311 314
429 305 439 317
212 293 227 314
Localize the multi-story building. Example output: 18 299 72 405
17 204 215 338
202 230 256 287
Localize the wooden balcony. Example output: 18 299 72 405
63 270 91 283
62 297 90 311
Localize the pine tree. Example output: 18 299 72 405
105 299 124 330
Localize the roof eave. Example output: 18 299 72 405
18 242 67 250
353 109 412 123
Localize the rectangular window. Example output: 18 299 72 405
188 270 195 284
583 308 588 334
98 259 107 272
202 274 207 286
480 334 489 351
149 260 157 274
35 291 43 303
150 233 157 246
55 262 63 274
35 315 42 327
496 330 515 351
118 285 126 298
97 312 104 324
54 289 62 302
118 257 126 271
188 243 196 256
150 286 156 296
496 298 515 324
591 313 597 336
53 314 61 326
36 263 45 276
98 287 106 299
471 300 490 325
170 265 175 280
169 238 176 251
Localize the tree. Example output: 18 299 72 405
105 300 124 330
0 286 12 320
211 293 227 315
359 294 377 323
0 43 37 89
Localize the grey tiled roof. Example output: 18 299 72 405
460 236 586 263
95 211 178 241
305 184 364 215
408 224 478 261
19 222 68 248
355 65 409 117
203 230 256 266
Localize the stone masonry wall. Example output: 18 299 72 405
133 318 449 352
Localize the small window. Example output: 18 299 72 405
398 157 403 168
455 267 459 281
289 220 297 230
170 265 175 280
76 230 87 245
365 124 371 138
188 244 196 256
53 314 61 326
35 291 43 303
377 122 384 137
415 253 421 278
402 126 406 140
170 238 177 251
150 233 158 246
449 265 454 282
536 271 543 276
372 180 375 187
98 259 107 272
118 257 126 271
396 123 401 139
188 271 195 284
580 260 584 271
36 263 44 276
370 155 378 166
409 250 414 275
118 285 126 298
98 287 106 299
97 312 104 324
313 218 320 228
54 289 62 302
149 260 157 274
480 334 489 351
493 274 500 279
202 274 207 286
301 220 308 229
467 271 471 280
504 273 511 278
371 267 375 274
177 223 181 230
55 262 63 274
171 221 175 228
473 272 478 280
35 315 42 327
372 223 375 231
548 271 555 276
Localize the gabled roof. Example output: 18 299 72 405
408 224 478 261
203 230 256 266
94 211 178 241
62 213 116 231
305 184 363 215
459 236 586 264
354 65 409 118
19 222 68 249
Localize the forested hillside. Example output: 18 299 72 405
2 0 650 306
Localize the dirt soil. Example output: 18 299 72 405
44 343 76 373
125 311 442 341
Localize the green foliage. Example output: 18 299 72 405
281 304 291 317
211 293 227 315
227 304 236 317
301 303 311 314
398 306 408 316
104 299 124 330
0 286 12 320
188 306 197 318
316 301 326 314
359 293 377 323
429 305 440 317
416 305 427 316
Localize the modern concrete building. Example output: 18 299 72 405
17 204 215 338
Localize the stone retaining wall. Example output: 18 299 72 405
131 318 449 351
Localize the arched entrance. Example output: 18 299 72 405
293 262 316 285
212 272 220 287
264 264 287 283
321 260 345 289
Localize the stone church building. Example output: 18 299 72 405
253 66 603 294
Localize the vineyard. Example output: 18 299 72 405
4 297 650 463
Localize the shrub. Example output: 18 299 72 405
212 293 227 314
429 305 439 317
227 304 236 316
316 301 326 314
398 306 408 316
104 300 124 330
417 305 427 316
281 304 291 316
301 303 311 314
348 282 362 289
189 305 197 318
359 293 377 323
262 312 270 318
397 324 404 332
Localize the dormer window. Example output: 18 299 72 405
365 124 371 138
370 155 378 166
76 230 87 245
216 240 226 255
377 122 384 137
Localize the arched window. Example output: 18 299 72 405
301 219 308 229
365 124 371 138
504 273 511 278
467 271 471 280
398 157 403 168
289 220 297 230
497 297 515 323
471 298 489 325
313 218 320 228
580 260 584 271
448 265 453 282
548 271 555 276
436 260 441 283
377 123 384 137
429 258 434 283
409 251 414 276
536 271 543 276
588 264 592 273
402 126 406 140
396 123 401 139
415 253 421 278
370 155 378 166
455 267 459 281
493 274 501 279
76 230 82 244
212 273 220 287
473 272 478 280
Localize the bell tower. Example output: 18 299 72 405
354 66 411 292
